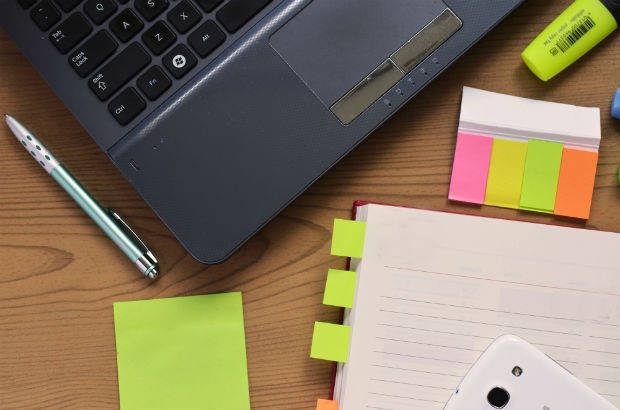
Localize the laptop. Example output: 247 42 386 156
0 0 524 263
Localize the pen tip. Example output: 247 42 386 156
147 268 159 280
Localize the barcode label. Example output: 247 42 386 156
552 15 596 55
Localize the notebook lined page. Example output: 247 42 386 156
335 204 620 410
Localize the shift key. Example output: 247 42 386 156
88 42 151 101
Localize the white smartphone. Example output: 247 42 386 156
444 335 617 410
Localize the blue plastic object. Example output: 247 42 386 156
612 88 620 119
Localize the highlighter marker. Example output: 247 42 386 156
522 0 620 81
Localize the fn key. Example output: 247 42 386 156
108 87 145 125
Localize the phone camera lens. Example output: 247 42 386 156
487 386 510 408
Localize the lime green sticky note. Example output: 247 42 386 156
310 322 351 363
323 269 357 308
113 293 250 410
331 219 367 258
520 140 564 213
485 138 528 209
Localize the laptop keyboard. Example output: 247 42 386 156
23 0 274 125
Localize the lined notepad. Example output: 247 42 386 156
322 204 620 410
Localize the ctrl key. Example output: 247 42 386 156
108 87 146 125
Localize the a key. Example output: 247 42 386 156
68 30 117 77
49 12 92 54
30 0 61 31
163 44 196 79
142 20 176 55
109 9 143 42
108 87 146 125
216 0 272 33
83 0 118 24
188 20 224 58
135 0 168 22
194 0 222 13
167 0 201 34
53 0 81 12
88 42 151 100
137 65 171 100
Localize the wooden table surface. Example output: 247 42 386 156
1 0 619 408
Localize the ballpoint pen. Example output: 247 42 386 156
5 114 159 279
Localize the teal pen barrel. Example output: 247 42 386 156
51 165 144 263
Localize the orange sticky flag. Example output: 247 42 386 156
316 398 339 410
554 148 598 219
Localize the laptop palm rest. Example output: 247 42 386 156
270 0 462 124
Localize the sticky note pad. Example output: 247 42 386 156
554 148 598 219
310 322 351 363
484 138 527 208
323 269 357 308
316 398 339 410
113 293 250 410
520 139 564 213
331 219 367 258
449 133 493 204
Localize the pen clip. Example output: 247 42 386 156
108 209 158 263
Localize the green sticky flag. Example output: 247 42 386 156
323 269 357 308
331 219 367 258
113 292 250 410
485 138 528 209
310 322 351 363
520 139 564 213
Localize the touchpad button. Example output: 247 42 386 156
270 0 449 107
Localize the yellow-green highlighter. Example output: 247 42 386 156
522 0 620 81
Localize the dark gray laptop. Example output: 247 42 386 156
1 0 523 263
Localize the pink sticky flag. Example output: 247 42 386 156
449 133 493 204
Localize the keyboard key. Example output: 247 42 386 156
109 9 143 42
53 0 81 12
137 65 171 100
188 20 224 58
18 0 38 9
167 0 201 34
195 0 222 13
83 0 117 24
142 20 176 55
88 42 151 100
163 44 196 79
135 0 168 21
30 0 61 31
108 87 146 125
68 30 117 77
216 0 272 33
49 12 92 53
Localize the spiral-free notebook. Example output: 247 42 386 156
312 203 620 410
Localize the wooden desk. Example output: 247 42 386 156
1 1 619 408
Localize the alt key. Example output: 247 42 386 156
108 87 146 125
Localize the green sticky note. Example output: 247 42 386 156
310 322 351 363
323 269 357 308
331 219 367 258
485 138 528 209
520 140 564 213
113 292 250 410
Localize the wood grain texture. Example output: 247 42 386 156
1 0 619 408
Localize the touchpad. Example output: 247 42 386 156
270 0 451 109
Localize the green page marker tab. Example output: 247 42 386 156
113 293 251 410
323 269 357 308
485 138 527 209
310 322 351 363
520 139 564 213
331 219 367 258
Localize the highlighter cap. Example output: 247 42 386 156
600 0 620 22
611 88 620 119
